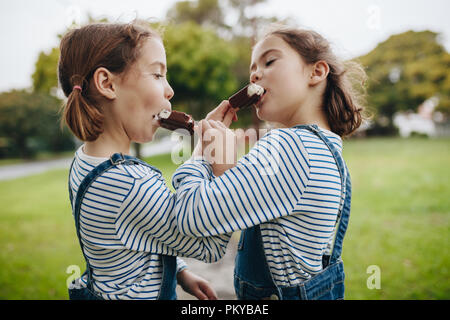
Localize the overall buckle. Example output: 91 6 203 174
110 153 126 165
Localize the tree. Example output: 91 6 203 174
32 47 60 95
0 90 74 158
163 22 239 119
358 30 450 133
227 0 283 39
166 0 227 32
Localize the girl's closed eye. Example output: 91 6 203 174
265 59 276 67
153 73 164 79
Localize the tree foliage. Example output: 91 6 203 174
166 0 226 30
163 21 239 119
358 30 450 120
227 0 283 39
0 90 74 158
32 47 60 95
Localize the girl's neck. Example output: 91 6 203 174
284 114 331 131
280 82 331 131
84 131 131 158
282 102 331 131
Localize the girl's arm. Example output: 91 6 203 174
172 128 311 237
113 166 231 263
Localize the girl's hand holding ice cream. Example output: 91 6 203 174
204 100 237 126
192 100 238 175
194 118 237 177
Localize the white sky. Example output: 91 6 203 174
0 0 449 92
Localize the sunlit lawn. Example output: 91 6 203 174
0 137 448 299
341 137 449 299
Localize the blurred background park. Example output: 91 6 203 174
0 0 449 300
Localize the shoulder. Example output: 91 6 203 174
115 162 162 181
73 146 162 183
82 160 164 197
256 128 309 159
245 128 310 174
105 162 166 197
263 127 305 143
290 127 343 154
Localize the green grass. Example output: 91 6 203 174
341 137 450 299
0 137 448 299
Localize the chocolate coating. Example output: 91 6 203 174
229 84 263 109
158 110 194 135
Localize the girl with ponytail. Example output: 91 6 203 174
58 22 236 300
173 26 367 300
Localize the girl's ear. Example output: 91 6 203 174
92 67 117 100
309 60 330 86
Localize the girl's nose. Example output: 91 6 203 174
250 69 262 83
166 83 174 100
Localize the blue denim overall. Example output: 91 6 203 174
234 125 351 300
67 153 177 300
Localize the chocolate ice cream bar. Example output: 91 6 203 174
228 83 264 109
157 110 195 135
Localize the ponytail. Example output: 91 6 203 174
62 85 104 141
324 60 367 137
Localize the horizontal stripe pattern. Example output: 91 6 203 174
173 127 346 286
70 146 231 300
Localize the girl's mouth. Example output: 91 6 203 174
152 115 160 127
255 89 267 109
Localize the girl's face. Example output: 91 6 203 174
250 35 313 124
113 37 174 143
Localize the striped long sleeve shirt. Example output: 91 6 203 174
172 127 346 286
69 146 231 300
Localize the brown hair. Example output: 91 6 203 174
58 22 159 141
264 27 367 137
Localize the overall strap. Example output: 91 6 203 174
68 158 75 206
69 152 154 293
294 125 352 264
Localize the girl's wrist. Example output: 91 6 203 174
192 141 203 159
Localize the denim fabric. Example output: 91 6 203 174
68 153 177 300
68 276 102 300
234 125 351 300
157 255 177 300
